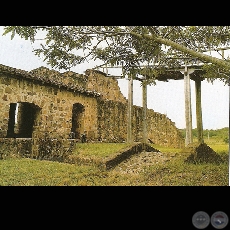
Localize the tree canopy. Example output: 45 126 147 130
2 26 230 84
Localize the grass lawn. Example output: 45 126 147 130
74 142 130 158
0 139 228 186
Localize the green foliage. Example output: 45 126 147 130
2 26 230 82
2 26 38 41
202 63 230 85
180 127 229 140
224 137 229 144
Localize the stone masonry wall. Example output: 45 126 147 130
97 100 184 148
85 69 127 103
0 75 98 139
0 65 100 158
0 64 184 159
85 69 184 148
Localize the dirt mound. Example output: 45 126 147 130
183 142 224 164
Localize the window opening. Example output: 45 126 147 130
7 102 40 138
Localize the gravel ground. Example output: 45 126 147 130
112 151 177 174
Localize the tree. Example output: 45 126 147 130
2 26 230 84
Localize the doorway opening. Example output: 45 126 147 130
71 103 85 139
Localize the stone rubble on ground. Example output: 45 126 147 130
112 151 176 174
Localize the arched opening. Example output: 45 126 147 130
7 102 40 138
71 103 85 139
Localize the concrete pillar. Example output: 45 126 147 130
195 78 204 144
142 80 148 145
127 75 133 143
183 65 193 146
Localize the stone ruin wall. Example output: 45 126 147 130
0 71 99 140
85 70 184 148
96 100 184 148
0 64 184 160
85 69 127 104
0 66 100 159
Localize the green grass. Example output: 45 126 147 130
151 144 182 153
0 140 228 186
75 143 130 158
142 152 228 186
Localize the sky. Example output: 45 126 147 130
0 26 229 130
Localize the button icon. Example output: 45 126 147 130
192 211 210 229
211 211 229 229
